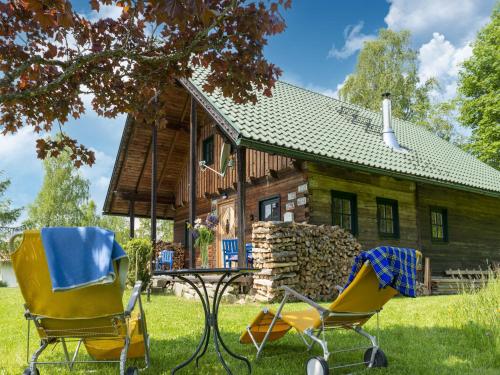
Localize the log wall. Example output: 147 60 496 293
417 184 500 274
307 162 500 275
307 163 418 249
175 120 294 206
173 169 307 245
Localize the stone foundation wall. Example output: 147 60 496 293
251 221 362 302
151 275 254 304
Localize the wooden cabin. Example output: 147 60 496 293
104 69 500 275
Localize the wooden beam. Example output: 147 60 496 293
237 146 247 268
180 94 190 123
415 182 423 251
129 200 135 239
249 176 259 185
134 134 153 193
115 190 175 205
159 121 189 133
158 131 179 188
424 257 432 293
151 122 158 245
189 96 198 268
267 169 278 179
292 160 303 171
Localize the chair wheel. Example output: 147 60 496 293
125 367 139 375
364 347 388 368
305 356 329 375
23 369 39 375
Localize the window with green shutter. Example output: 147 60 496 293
259 196 280 221
376 198 399 238
202 136 214 165
331 190 358 235
430 207 448 242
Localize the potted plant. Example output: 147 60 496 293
189 213 218 268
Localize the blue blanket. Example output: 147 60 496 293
344 246 418 297
41 227 128 292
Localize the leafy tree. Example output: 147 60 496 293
457 5 500 170
80 200 101 227
135 218 173 242
416 99 469 146
0 0 290 167
99 214 130 246
26 148 91 227
339 29 436 124
0 171 21 227
123 238 152 287
0 171 22 253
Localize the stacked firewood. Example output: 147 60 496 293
154 241 186 269
251 221 361 302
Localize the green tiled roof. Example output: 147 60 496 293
188 69 500 197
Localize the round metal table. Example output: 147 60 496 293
153 268 257 375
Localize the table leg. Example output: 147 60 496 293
194 274 211 367
213 273 252 375
170 275 210 375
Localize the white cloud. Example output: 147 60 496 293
89 4 123 21
328 22 376 59
385 0 495 45
418 32 473 100
418 33 472 82
384 0 495 101
332 75 350 99
0 127 38 167
0 128 43 221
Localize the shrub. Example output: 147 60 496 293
123 238 152 288
0 280 7 288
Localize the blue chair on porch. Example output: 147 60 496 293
246 243 253 268
156 249 174 271
222 239 253 268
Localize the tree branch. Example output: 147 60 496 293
0 1 236 103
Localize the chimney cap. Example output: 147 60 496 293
382 92 391 99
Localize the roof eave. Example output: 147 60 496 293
178 78 240 144
102 114 135 215
239 137 500 199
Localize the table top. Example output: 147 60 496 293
153 267 258 276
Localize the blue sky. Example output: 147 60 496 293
0 0 496 223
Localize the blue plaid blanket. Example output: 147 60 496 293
344 246 418 297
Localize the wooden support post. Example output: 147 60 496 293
129 200 135 239
189 96 197 268
151 123 158 245
415 183 423 251
237 146 247 268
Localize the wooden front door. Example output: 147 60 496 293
216 198 236 268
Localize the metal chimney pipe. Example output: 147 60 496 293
381 92 407 152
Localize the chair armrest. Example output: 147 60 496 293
9 232 23 253
125 281 143 316
280 286 328 314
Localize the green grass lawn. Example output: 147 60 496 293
0 282 498 375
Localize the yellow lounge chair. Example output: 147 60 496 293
9 230 150 375
241 250 421 375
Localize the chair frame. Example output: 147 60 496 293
22 281 150 375
246 285 382 371
156 249 174 271
222 239 253 268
